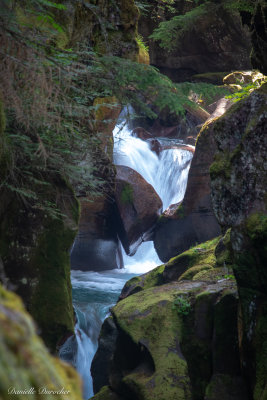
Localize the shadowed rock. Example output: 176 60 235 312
115 165 163 255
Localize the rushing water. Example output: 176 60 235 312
113 123 193 210
60 120 193 399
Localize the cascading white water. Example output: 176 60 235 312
113 123 192 210
61 118 194 399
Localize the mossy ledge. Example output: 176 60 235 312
120 236 235 299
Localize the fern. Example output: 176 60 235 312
150 2 212 50
150 0 255 51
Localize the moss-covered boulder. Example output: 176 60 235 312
91 235 248 400
120 235 235 300
210 84 267 398
92 280 247 400
0 283 83 400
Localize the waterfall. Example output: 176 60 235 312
113 123 192 210
61 118 194 399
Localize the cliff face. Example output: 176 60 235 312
210 83 267 399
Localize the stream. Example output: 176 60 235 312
59 120 193 399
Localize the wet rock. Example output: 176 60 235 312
115 165 163 255
132 127 152 140
0 283 83 400
146 138 162 155
160 144 195 155
71 196 123 271
149 108 204 142
91 317 119 394
154 117 222 263
186 136 197 146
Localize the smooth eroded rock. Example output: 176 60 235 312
71 196 123 271
154 118 222 263
115 165 163 255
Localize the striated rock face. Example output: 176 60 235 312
139 1 251 81
115 165 163 255
154 118 221 263
0 283 83 400
91 237 249 400
210 84 267 399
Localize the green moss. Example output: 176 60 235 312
120 182 134 205
0 284 83 400
175 237 220 278
210 152 231 179
30 217 76 351
180 264 213 280
246 212 267 241
175 203 185 218
112 284 192 399
215 229 232 267
92 386 121 400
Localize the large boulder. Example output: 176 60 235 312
91 237 248 400
115 165 163 255
0 283 83 400
139 1 251 81
209 83 267 398
71 196 123 271
154 118 222 263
